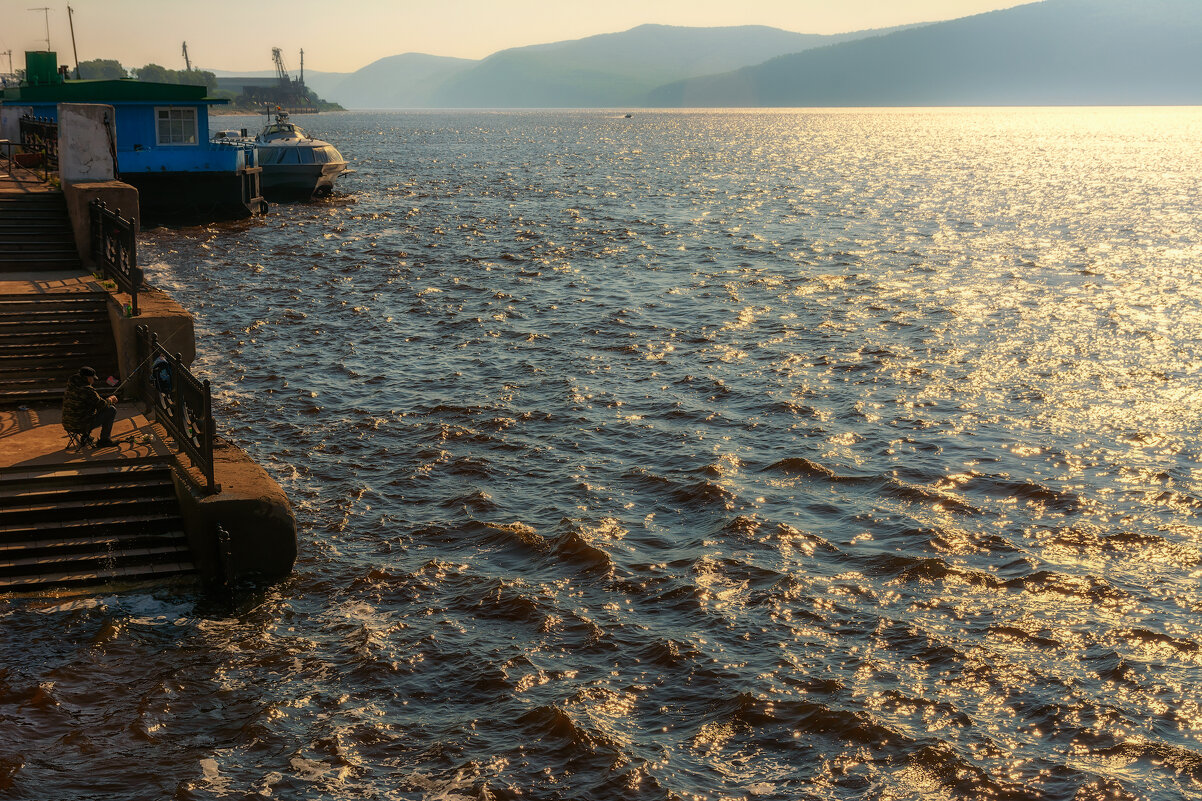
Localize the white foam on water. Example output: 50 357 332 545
34 597 104 614
105 594 194 626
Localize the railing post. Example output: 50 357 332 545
129 228 140 316
202 378 216 494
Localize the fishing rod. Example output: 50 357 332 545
97 322 192 397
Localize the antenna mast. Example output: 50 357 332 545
182 41 192 71
28 7 51 51
67 4 80 78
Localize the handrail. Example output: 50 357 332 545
0 140 15 177
89 199 143 315
18 114 57 181
134 325 220 494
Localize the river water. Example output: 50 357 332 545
4 109 1202 800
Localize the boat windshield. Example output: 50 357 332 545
262 123 302 137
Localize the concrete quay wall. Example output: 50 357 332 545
62 178 297 585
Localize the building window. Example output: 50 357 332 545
155 107 198 146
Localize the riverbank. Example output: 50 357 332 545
0 159 296 591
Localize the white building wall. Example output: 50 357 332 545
0 105 34 145
58 103 117 182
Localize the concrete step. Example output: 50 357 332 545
0 365 117 384
0 316 110 331
0 512 184 544
0 252 81 261
0 194 67 206
0 530 189 561
0 201 70 213
0 214 70 222
0 349 115 366
0 462 197 592
0 294 106 304
0 223 73 235
0 292 108 307
0 387 64 406
0 495 180 526
0 325 112 344
0 362 118 380
0 375 86 390
0 479 176 507
0 316 110 330
0 542 190 574
0 262 83 274
0 242 79 253
0 459 171 483
0 204 69 216
0 332 111 347
0 301 106 313
0 560 197 593
0 232 75 242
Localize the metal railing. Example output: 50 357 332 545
134 325 220 494
0 140 17 177
18 114 58 180
89 199 143 315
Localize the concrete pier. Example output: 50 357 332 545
0 155 296 592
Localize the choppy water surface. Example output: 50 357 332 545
5 109 1202 800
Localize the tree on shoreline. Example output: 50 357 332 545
77 59 126 79
77 58 218 92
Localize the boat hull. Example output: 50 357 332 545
260 161 348 200
121 168 266 222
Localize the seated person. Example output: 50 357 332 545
62 366 118 448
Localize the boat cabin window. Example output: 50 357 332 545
155 107 198 146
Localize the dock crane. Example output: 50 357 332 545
182 41 192 72
271 47 312 110
272 47 292 89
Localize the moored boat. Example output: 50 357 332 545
2 51 266 222
233 110 347 200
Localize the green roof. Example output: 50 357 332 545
1 78 225 104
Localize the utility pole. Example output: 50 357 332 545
182 41 192 71
67 4 80 78
28 7 51 51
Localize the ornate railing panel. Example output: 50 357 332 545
89 199 143 315
19 115 58 178
135 325 220 494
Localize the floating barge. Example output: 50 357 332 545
1 51 264 222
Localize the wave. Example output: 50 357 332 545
623 467 736 509
481 520 614 572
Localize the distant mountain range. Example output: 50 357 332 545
323 24 909 109
651 0 1202 106
210 0 1202 108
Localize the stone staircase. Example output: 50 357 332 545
0 458 197 593
0 292 120 407
0 192 82 272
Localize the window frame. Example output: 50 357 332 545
154 106 199 147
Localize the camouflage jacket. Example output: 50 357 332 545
61 374 107 432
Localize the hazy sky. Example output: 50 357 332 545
1 0 1038 73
